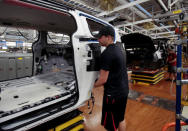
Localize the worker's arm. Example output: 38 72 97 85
169 58 176 63
94 69 109 88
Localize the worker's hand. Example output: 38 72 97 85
94 69 109 88
94 81 98 88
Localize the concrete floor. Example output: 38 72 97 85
79 73 180 131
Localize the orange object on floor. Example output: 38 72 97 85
161 121 187 131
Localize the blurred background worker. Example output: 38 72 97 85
166 45 177 82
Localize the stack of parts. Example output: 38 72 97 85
131 70 164 85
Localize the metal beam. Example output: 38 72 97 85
136 25 175 32
117 0 148 19
170 0 180 7
96 0 150 17
116 18 154 27
118 29 128 34
156 35 178 38
168 0 171 10
155 13 188 22
124 26 133 32
115 0 164 33
153 8 187 19
151 31 175 35
121 12 145 31
157 0 168 11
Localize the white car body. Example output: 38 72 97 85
0 0 121 130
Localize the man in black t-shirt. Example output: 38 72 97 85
94 26 129 131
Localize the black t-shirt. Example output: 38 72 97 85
100 44 129 97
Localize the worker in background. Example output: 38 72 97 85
166 45 177 82
94 26 129 131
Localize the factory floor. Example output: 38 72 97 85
79 72 184 131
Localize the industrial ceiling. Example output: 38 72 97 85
0 0 187 42
58 0 188 40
